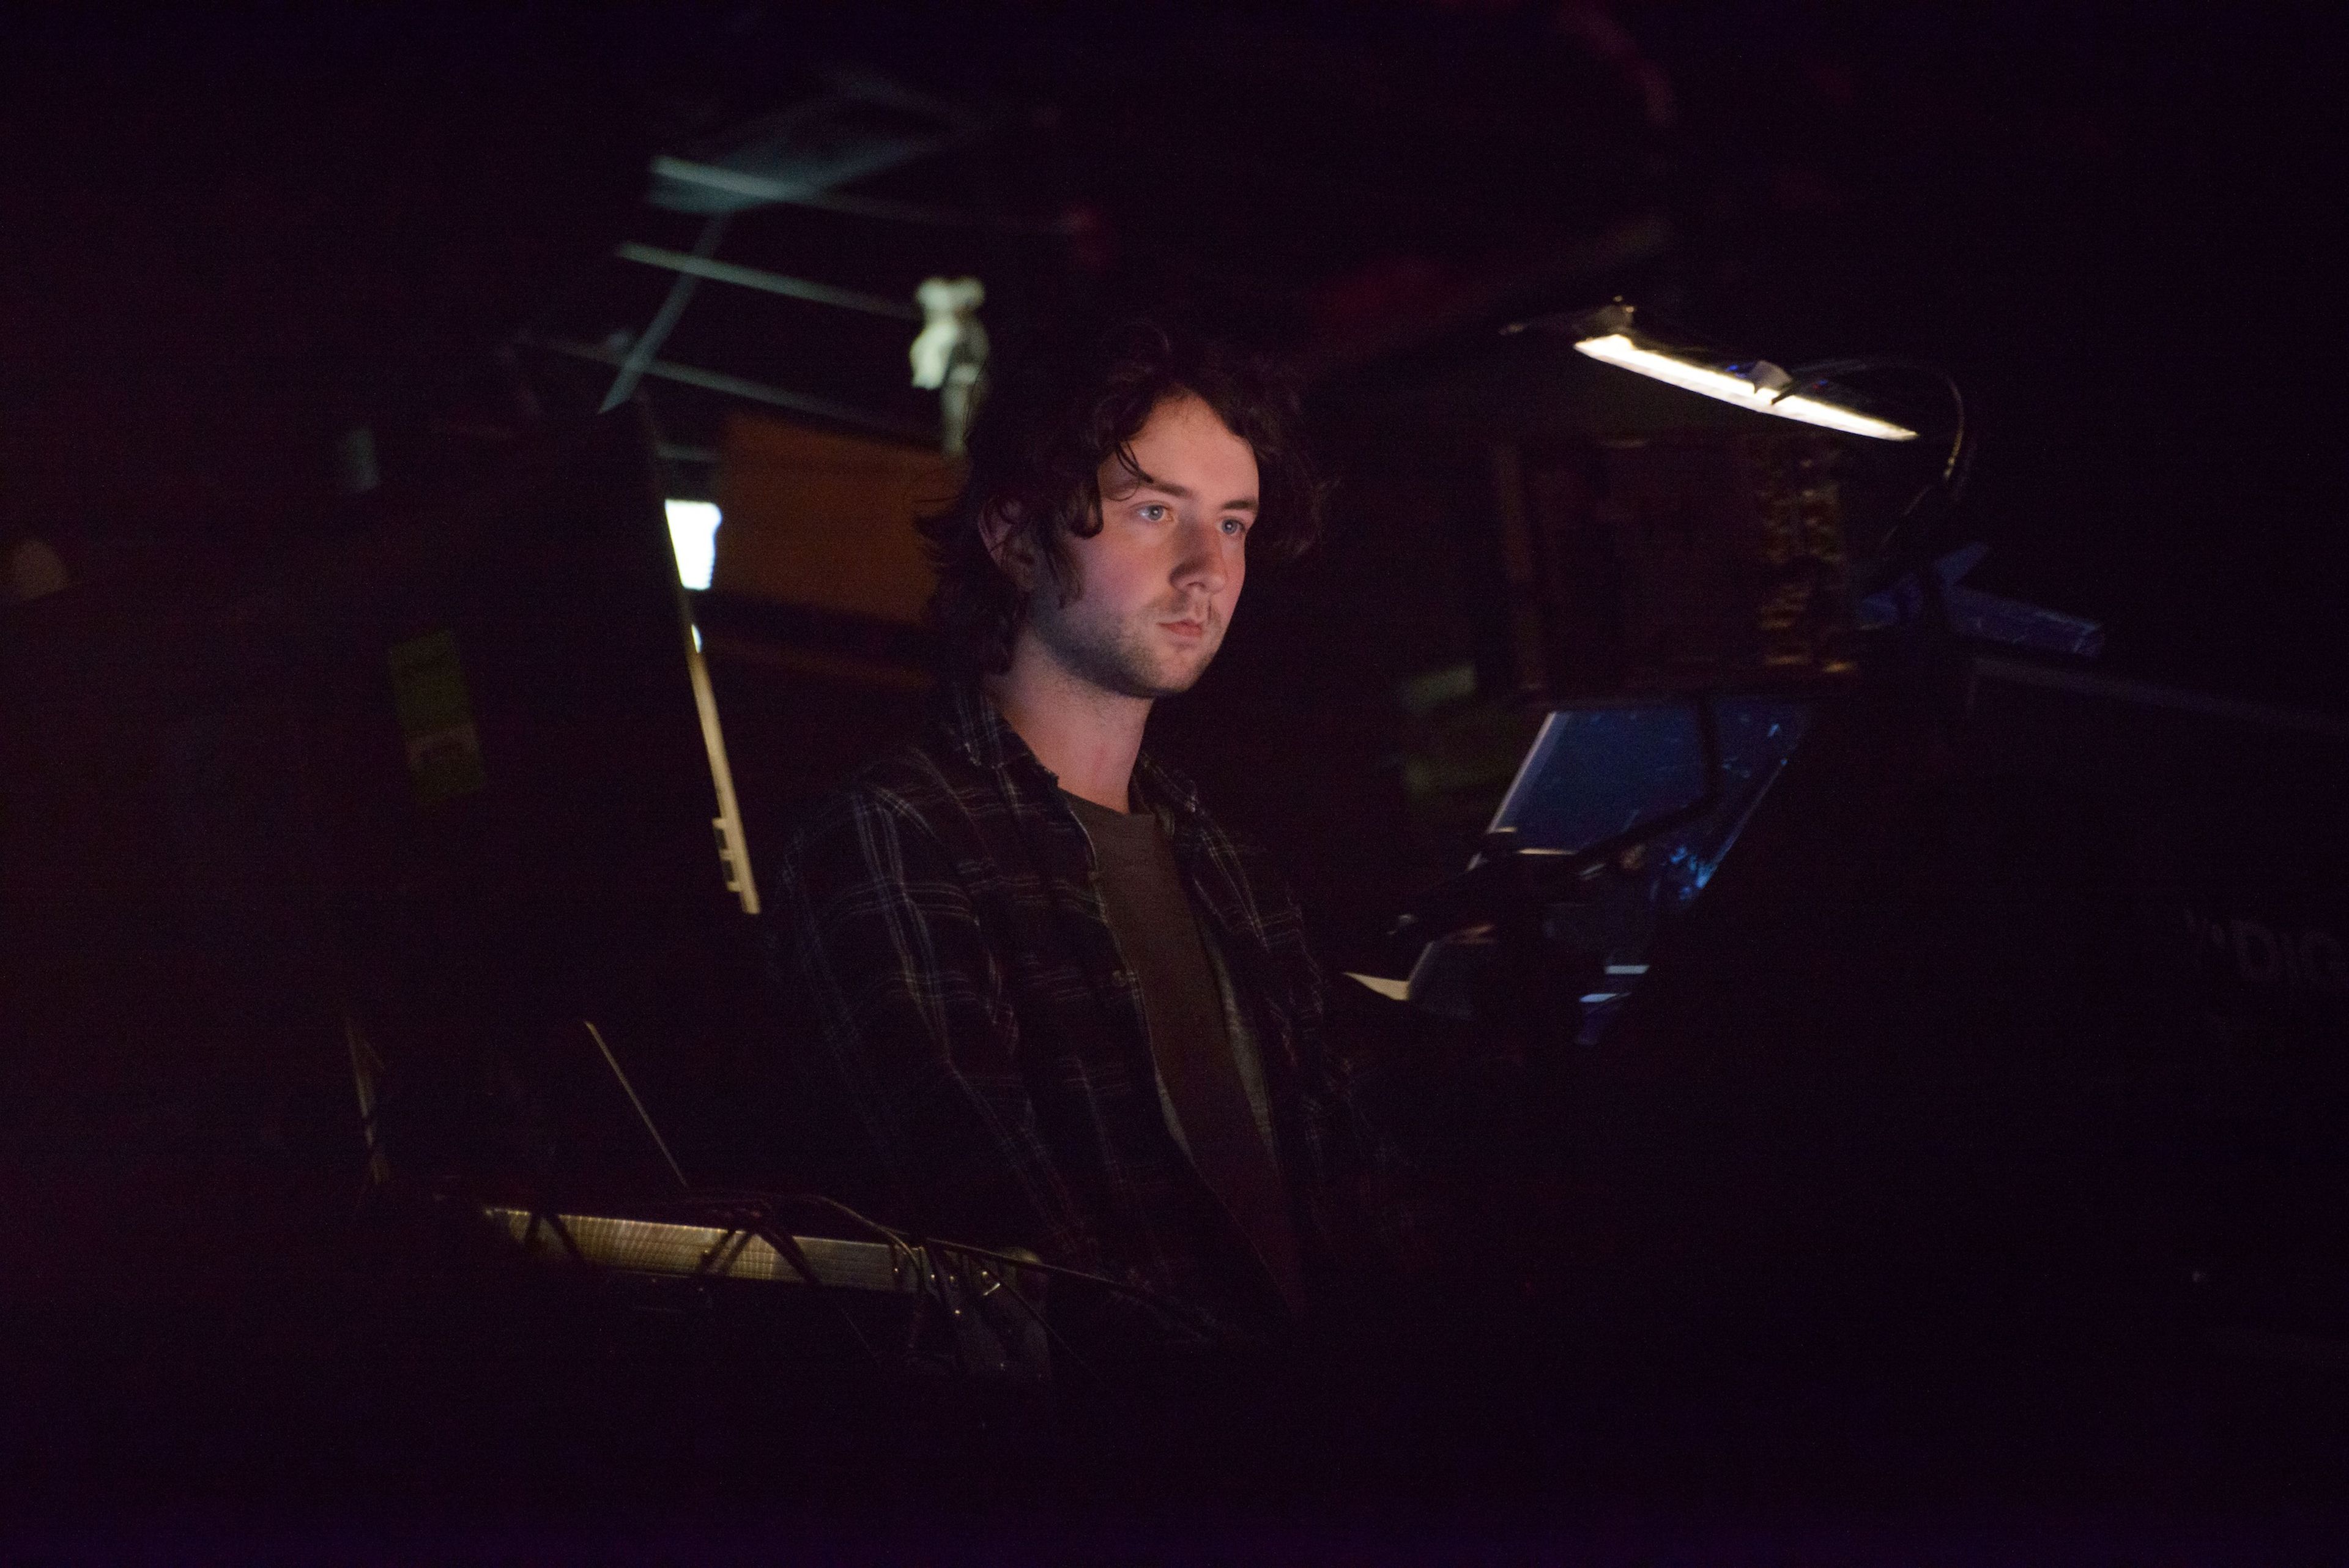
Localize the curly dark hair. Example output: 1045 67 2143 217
916 320 1326 677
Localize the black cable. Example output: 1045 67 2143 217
729 1194 1101 1378
1776 359 1981 731
908 1233 974 1380
1788 357 1966 483
1786 356 1974 586
928 1238 1239 1349
652 1191 1014 1378
735 1193 1073 1361
691 1187 1247 1355
456 1008 1157 1378
514 1176 1247 1382
948 1245 1104 1388
579 1019 691 1192
782 1193 1208 1319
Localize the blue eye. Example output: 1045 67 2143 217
1139 503 1169 522
1220 516 1247 537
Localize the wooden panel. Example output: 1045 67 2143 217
714 414 960 626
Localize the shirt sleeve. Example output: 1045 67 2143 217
766 787 1099 1268
1268 885 1445 1284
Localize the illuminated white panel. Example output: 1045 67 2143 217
664 499 722 590
1575 333 1917 441
484 1205 912 1293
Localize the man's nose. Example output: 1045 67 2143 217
1170 515 1228 593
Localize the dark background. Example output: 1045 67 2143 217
6 4 2349 1553
3 2 2343 710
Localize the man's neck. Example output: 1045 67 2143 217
984 641 1151 814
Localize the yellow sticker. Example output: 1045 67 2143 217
388 629 486 803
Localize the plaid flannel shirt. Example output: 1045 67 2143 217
765 682 1391 1333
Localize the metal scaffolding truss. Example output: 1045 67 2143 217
519 71 1051 454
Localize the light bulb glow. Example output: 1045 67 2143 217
1574 333 1917 441
664 499 721 590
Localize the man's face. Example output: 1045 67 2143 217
1023 392 1258 700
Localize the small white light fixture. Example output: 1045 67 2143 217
1526 303 1918 442
1575 333 1917 441
664 499 721 590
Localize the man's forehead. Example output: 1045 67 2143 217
1104 397 1258 496
1118 474 1258 509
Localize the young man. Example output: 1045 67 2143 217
765 324 1398 1342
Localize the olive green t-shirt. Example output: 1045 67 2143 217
1064 790 1308 1315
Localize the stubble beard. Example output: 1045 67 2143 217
1029 590 1222 702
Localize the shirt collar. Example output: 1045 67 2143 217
930 678 1031 775
930 678 1206 822
1134 749 1205 823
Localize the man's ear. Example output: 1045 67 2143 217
978 503 1036 589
